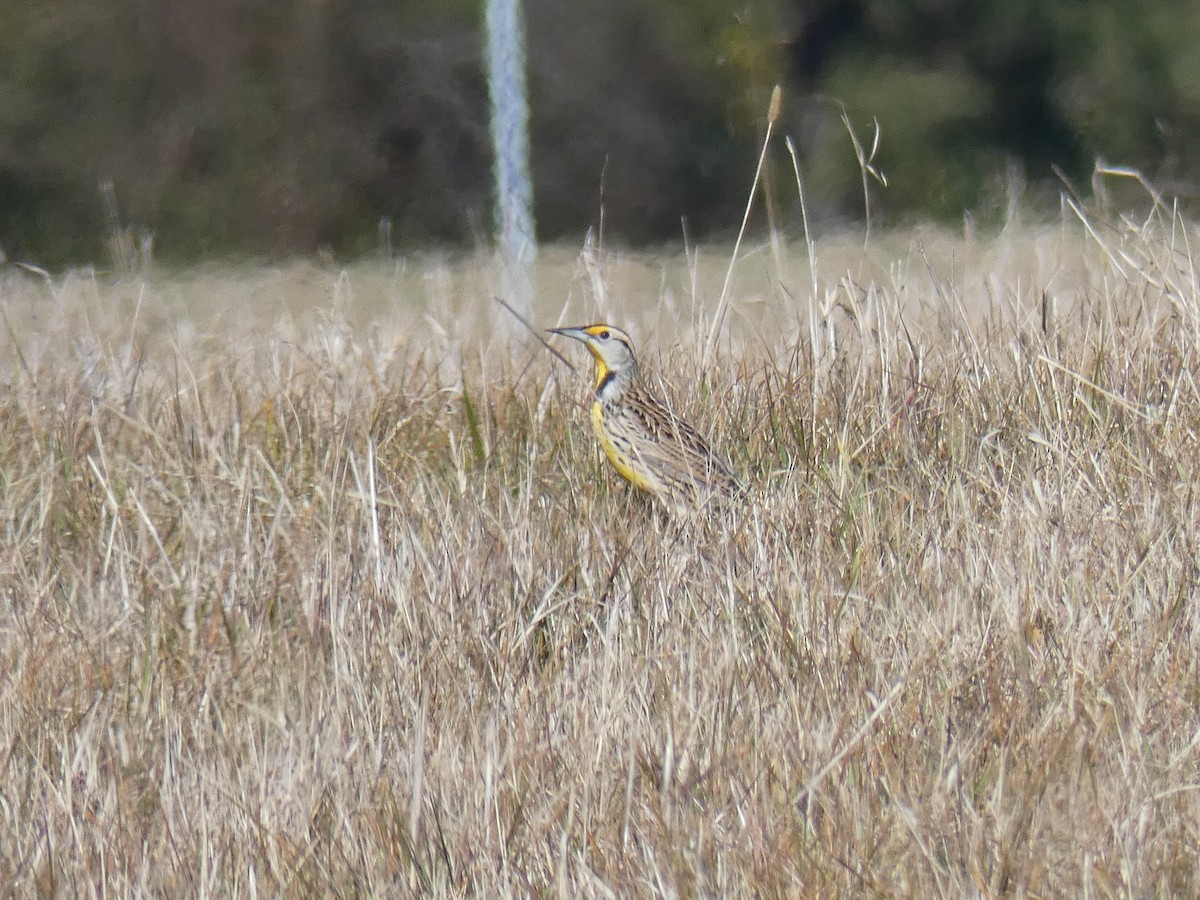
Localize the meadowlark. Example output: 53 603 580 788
549 324 745 507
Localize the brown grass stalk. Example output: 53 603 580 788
2 212 1200 894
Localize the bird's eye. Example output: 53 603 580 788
599 330 611 341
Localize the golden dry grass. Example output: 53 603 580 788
3 208 1200 895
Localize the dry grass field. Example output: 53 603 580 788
3 204 1200 895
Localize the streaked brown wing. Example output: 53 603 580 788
623 386 744 496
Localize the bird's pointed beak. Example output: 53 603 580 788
547 326 589 343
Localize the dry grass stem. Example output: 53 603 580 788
3 210 1200 894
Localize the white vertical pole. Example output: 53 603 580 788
485 0 536 321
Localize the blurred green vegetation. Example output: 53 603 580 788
802 1 1200 224
0 0 1197 265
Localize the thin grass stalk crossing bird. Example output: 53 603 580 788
548 324 745 508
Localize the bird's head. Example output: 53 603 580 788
548 324 638 389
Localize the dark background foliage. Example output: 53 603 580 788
0 0 1196 264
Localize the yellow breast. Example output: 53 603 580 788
591 400 658 493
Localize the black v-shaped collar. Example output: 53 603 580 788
595 370 616 398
